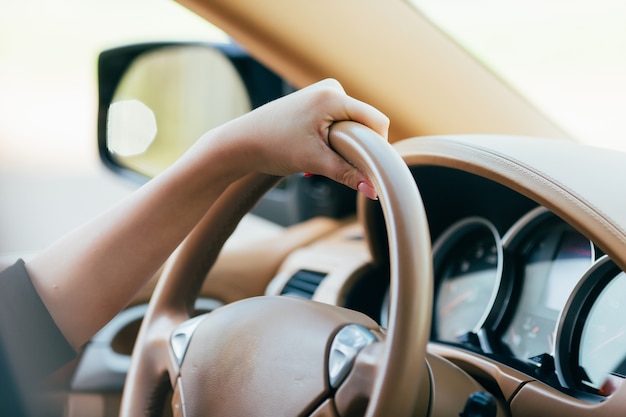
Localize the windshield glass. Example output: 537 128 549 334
409 0 626 152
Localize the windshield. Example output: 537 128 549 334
409 0 626 152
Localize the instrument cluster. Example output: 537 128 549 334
430 207 626 397
381 206 626 399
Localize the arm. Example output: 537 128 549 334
25 79 389 350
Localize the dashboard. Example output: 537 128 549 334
70 134 626 416
269 165 626 403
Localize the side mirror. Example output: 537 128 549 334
98 42 290 180
98 42 356 225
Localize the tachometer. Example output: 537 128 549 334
433 218 502 343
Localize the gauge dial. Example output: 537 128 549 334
502 222 593 360
434 219 501 343
556 257 626 396
579 271 626 391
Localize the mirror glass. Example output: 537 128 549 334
107 45 251 178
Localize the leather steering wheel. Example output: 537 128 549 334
119 121 433 417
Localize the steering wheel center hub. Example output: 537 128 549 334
178 296 380 416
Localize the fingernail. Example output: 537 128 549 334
357 181 378 200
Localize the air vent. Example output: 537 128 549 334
280 269 327 299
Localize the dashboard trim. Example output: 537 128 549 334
394 135 626 273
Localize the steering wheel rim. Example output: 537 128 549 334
119 121 433 417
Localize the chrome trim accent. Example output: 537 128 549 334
172 377 188 417
500 207 595 358
171 314 209 365
501 206 549 248
432 217 504 341
328 324 377 388
503 206 595 260
554 255 620 389
380 288 390 329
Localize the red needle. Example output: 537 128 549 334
591 330 626 354
439 290 474 317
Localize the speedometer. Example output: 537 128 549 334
433 218 502 343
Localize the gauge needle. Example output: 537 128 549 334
439 290 474 317
591 330 626 354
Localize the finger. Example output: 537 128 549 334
309 146 378 200
314 78 345 93
340 96 390 140
357 181 378 201
306 79 390 140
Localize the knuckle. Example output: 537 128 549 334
334 164 356 188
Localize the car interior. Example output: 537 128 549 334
23 0 626 416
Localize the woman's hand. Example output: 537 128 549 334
198 79 389 199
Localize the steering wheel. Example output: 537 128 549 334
119 121 433 417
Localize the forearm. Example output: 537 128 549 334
24 79 389 350
26 127 244 349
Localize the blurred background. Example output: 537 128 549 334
1 0 625 259
0 0 226 257
415 0 626 151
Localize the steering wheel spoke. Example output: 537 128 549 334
334 342 384 416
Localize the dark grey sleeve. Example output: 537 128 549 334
0 259 76 415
